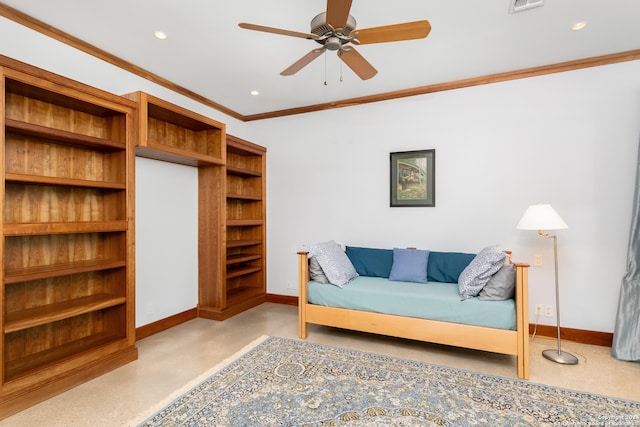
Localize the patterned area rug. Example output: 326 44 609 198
135 336 640 426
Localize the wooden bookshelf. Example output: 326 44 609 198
213 134 267 320
123 92 250 321
0 63 137 418
124 91 224 167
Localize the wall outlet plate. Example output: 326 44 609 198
533 254 543 266
535 304 543 315
544 305 553 317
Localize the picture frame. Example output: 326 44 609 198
390 149 435 207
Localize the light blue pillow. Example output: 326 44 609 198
388 248 430 284
458 246 506 300
308 240 358 287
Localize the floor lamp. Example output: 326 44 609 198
517 204 578 365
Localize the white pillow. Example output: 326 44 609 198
458 246 506 300
308 240 358 287
308 256 329 284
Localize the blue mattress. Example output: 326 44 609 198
308 276 516 330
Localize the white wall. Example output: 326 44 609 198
135 158 198 326
2 15 639 333
246 60 640 333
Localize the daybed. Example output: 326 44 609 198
297 244 530 379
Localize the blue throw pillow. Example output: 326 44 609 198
427 252 476 283
388 248 430 284
346 246 394 278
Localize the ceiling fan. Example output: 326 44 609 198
238 0 431 80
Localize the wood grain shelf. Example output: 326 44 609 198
226 254 262 265
3 221 128 236
4 332 125 382
137 141 225 167
227 143 264 157
226 219 263 227
5 118 126 151
226 193 262 201
4 259 126 284
5 173 126 189
226 239 262 248
4 294 126 333
226 165 262 177
226 266 262 280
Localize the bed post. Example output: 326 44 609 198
298 252 310 339
514 262 530 380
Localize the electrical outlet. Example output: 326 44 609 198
535 304 553 317
535 304 543 316
533 254 543 266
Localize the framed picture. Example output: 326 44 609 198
390 149 435 207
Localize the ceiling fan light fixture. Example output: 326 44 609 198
325 37 342 51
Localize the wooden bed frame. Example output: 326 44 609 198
297 252 531 379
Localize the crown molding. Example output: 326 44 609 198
2 3 638 122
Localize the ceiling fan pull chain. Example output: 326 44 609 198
324 50 328 85
340 59 343 82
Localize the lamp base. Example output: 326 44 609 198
542 349 578 365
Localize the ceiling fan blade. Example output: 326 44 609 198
238 22 317 39
338 47 377 80
326 0 353 31
281 48 326 76
353 20 431 44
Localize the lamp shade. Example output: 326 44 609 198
516 204 568 231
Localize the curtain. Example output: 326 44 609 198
612 138 640 361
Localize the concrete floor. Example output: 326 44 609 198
2 302 638 426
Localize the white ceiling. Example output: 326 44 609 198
2 0 639 117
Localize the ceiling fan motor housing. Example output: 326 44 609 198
311 12 357 49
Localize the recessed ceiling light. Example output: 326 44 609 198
153 30 168 40
250 90 260 96
571 21 587 31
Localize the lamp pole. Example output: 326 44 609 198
541 233 578 364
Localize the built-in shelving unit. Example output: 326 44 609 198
127 92 225 167
125 92 266 321
124 92 244 320
220 135 267 318
1 64 137 418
